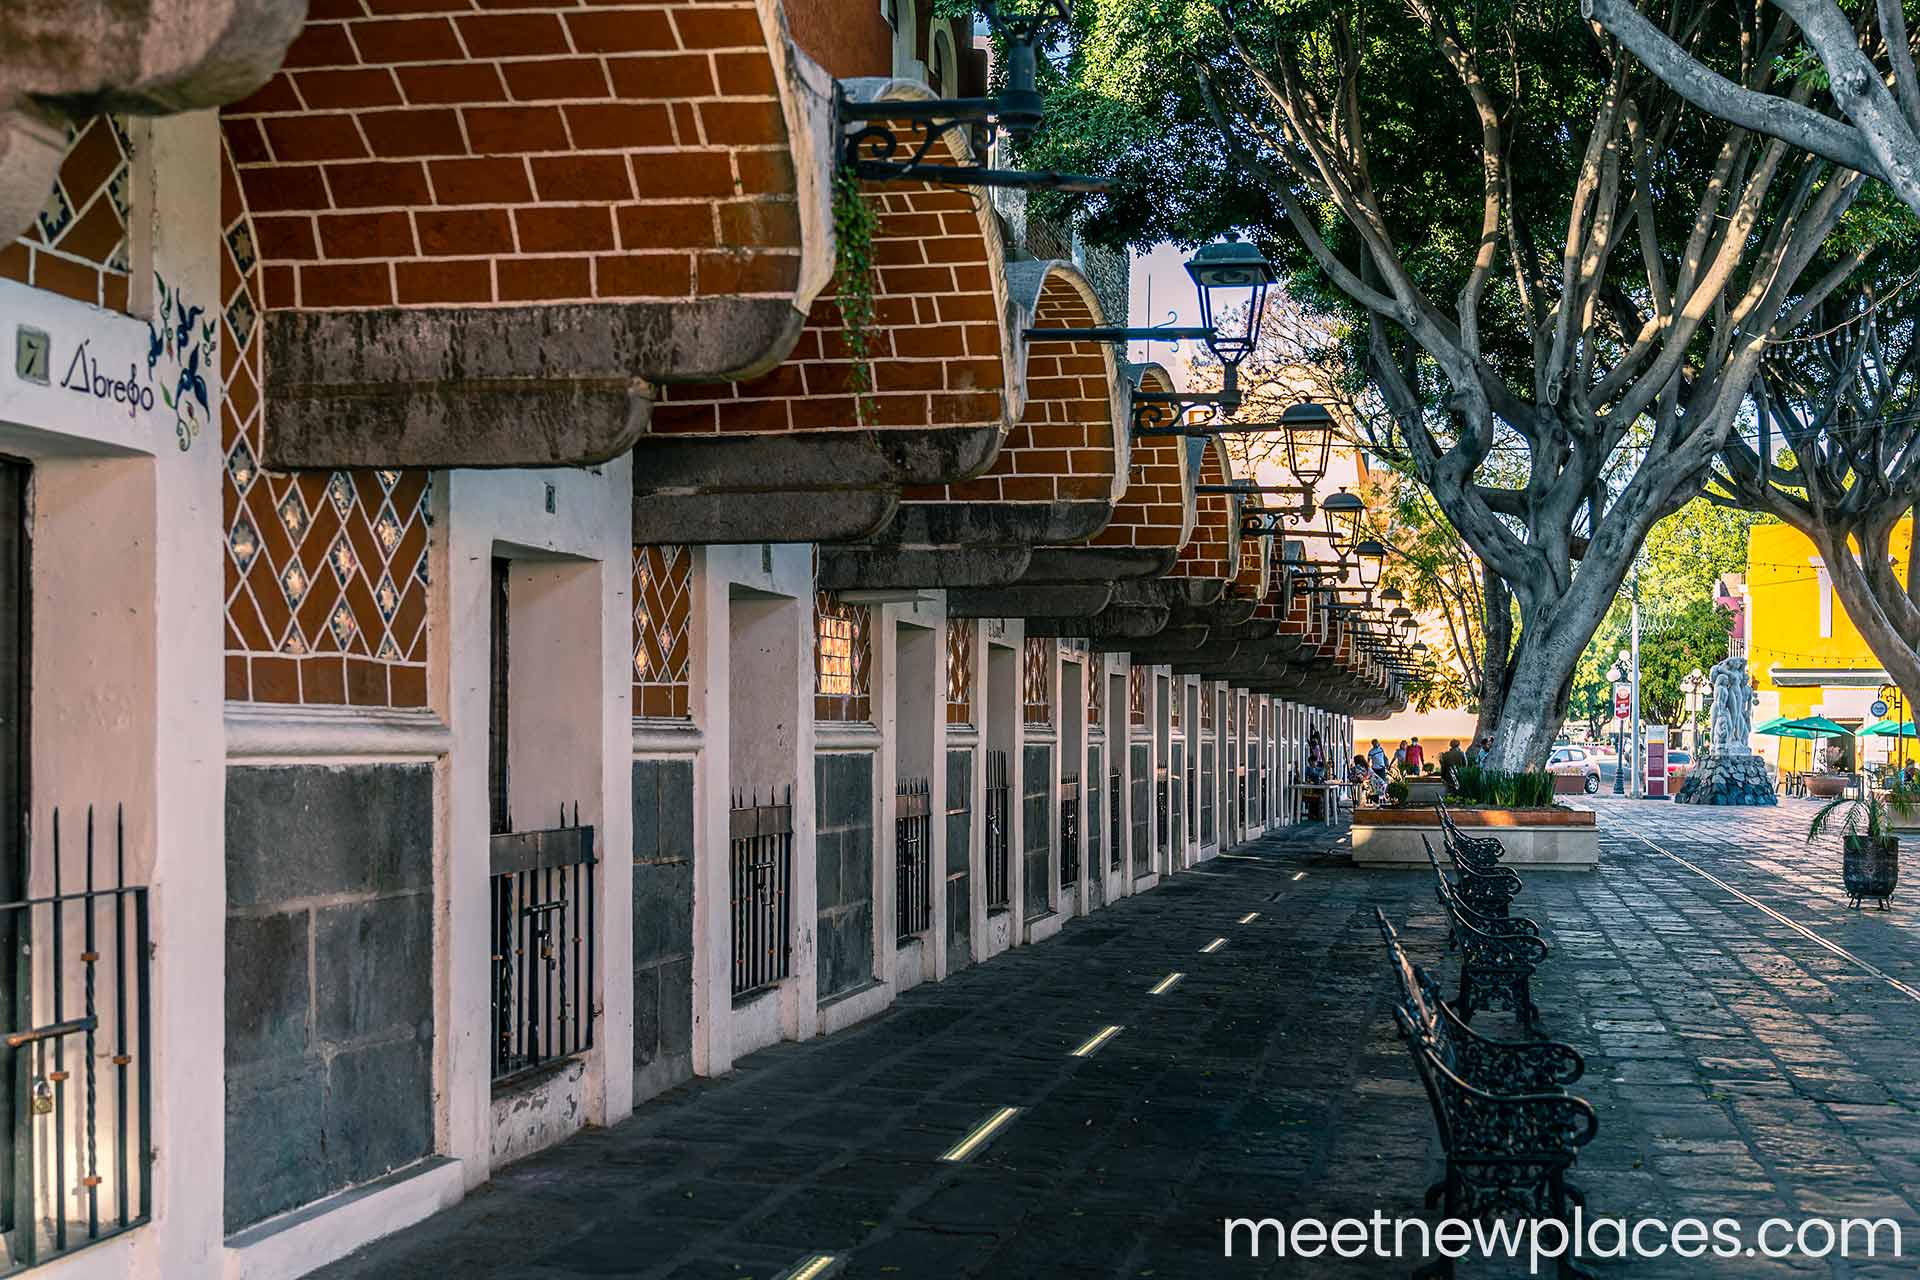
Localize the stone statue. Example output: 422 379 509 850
1708 655 1754 756
1678 653 1775 805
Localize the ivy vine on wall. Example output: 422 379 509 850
831 166 879 427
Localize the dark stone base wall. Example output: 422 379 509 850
225 764 435 1234
816 752 875 999
1021 744 1051 921
633 759 694 1093
945 747 972 973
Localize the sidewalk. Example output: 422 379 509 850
308 809 1920 1278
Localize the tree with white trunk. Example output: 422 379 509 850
1585 0 1920 224
1034 0 1886 766
1706 269 1920 703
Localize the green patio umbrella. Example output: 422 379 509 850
1783 715 1855 736
1861 719 1919 737
1757 716 1844 777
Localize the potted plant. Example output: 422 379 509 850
1807 783 1919 909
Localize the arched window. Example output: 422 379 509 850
929 24 958 99
890 0 920 80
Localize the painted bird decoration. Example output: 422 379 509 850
174 298 204 351
176 345 207 418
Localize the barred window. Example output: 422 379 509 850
815 592 871 722
1022 637 1052 725
946 618 974 725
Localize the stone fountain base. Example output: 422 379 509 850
1673 752 1777 805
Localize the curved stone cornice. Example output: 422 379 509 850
2 0 304 241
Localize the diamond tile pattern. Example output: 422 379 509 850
220 140 430 707
814 592 870 723
633 545 691 720
1087 658 1103 727
1129 665 1148 728
0 115 132 311
945 619 973 727
1022 637 1051 726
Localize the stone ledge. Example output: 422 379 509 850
1352 816 1598 869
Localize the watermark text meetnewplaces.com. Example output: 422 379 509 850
1224 1212 1904 1272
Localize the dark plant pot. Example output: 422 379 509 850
1843 834 1898 910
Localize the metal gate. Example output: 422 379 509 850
985 752 1010 909
490 808 597 1081
1058 773 1080 888
729 789 792 998
895 779 932 939
1108 767 1122 870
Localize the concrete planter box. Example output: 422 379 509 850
1403 776 1447 805
1351 806 1598 870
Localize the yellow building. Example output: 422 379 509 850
1745 519 1915 771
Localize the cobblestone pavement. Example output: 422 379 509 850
311 801 1920 1280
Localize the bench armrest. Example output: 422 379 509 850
1441 1003 1584 1089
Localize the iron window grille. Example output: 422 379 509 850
1058 773 1080 889
489 807 596 1084
1156 768 1170 851
985 752 1011 910
895 779 932 941
729 790 793 999
0 807 151 1271
1108 767 1122 870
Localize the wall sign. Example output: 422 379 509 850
15 326 48 385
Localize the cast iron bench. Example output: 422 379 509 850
1422 836 1545 1026
1423 830 1520 918
1437 802 1506 869
1376 909 1598 1279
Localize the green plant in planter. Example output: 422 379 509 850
1448 764 1557 808
1386 778 1410 804
1810 782 1917 910
1806 783 1920 847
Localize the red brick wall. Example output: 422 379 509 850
220 139 433 708
1088 368 1189 550
906 270 1115 505
785 0 891 78
1171 436 1235 582
221 1 802 311
653 142 1007 436
1232 503 1271 601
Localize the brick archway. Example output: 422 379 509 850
636 77 1016 544
220 0 833 469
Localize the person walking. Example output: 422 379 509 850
1404 738 1425 773
1367 738 1389 781
1392 741 1408 771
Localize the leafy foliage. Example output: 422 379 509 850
1448 765 1556 808
1806 783 1920 846
831 167 880 426
1026 0 1890 767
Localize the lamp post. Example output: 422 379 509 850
1607 662 1628 795
1682 668 1706 756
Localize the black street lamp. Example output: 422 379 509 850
1321 487 1365 555
839 1 1107 192
1133 238 1280 430
1281 401 1334 488
1353 538 1385 589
